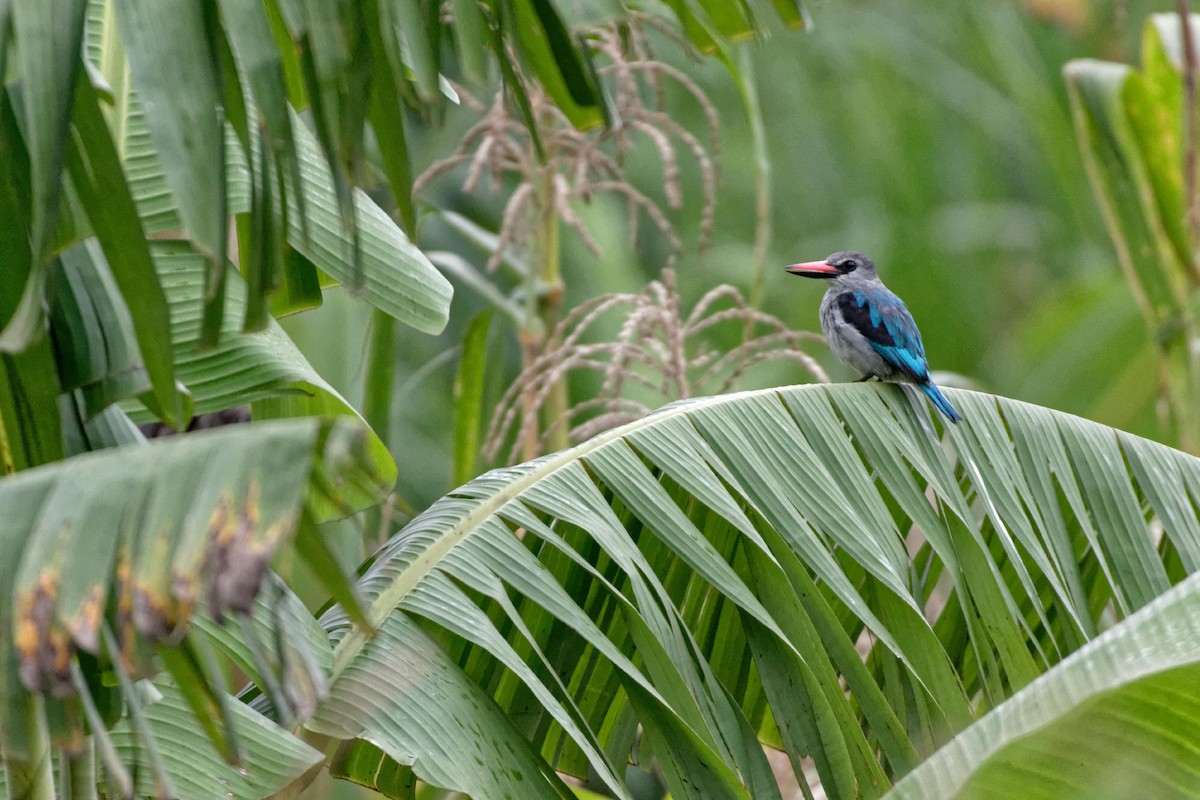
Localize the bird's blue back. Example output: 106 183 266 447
842 289 930 383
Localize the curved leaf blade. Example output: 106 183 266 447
129 241 398 510
320 384 1200 797
112 0 228 344
884 573 1200 800
109 682 323 799
2 416 388 698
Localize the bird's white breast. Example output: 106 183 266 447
819 289 900 380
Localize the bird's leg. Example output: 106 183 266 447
855 373 876 382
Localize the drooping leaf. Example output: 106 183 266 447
884 572 1200 800
0 88 63 469
46 240 149 418
316 384 1200 797
10 0 88 257
217 0 319 333
365 0 417 234
4 0 88 358
3 416 387 695
0 413 388 790
508 0 605 130
112 0 228 346
273 0 368 285
279 107 452 333
108 682 323 798
101 82 451 334
126 241 398 513
66 74 189 427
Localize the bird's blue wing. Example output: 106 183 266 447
837 291 930 382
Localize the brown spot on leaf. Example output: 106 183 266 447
66 585 105 654
15 573 73 696
131 581 180 641
204 481 292 620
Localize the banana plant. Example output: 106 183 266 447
304 383 1200 800
7 382 1200 798
1065 12 1200 453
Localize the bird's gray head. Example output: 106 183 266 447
785 251 878 287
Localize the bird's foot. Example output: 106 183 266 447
855 373 877 382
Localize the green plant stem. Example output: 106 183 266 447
363 309 396 544
64 743 98 800
364 310 395 448
3 696 55 800
535 165 568 455
733 47 771 315
1179 0 1199 242
1176 1 1200 453
518 161 567 462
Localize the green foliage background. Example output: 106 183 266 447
284 1 1169 516
8 1 1200 798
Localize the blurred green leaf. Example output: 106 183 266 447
0 347 64 473
218 0 306 265
509 0 605 130
274 0 367 285
384 0 440 103
0 87 62 472
130 241 398 513
696 0 753 41
109 682 322 798
658 0 719 54
365 0 417 234
294 513 372 632
426 250 529 328
113 0 228 346
1126 17 1191 274
885 573 1200 800
10 0 86 266
762 0 810 30
7 14 82 377
452 310 492 486
66 75 189 427
1064 12 1200 449
46 240 149 418
450 0 487 84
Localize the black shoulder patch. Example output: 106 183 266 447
836 292 894 347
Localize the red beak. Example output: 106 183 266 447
785 260 840 278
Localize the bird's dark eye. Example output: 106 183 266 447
839 259 857 272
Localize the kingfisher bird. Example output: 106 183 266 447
786 251 962 423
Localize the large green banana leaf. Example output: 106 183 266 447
82 0 452 337
0 417 390 799
309 383 1200 800
886 570 1200 800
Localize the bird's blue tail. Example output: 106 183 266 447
920 381 962 424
